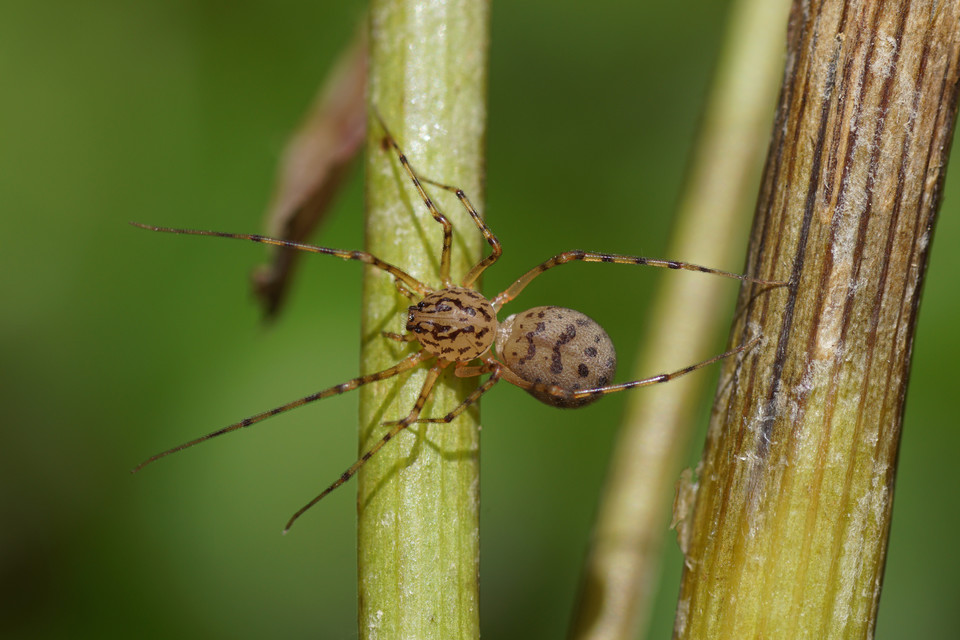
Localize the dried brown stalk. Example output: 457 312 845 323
674 1 960 638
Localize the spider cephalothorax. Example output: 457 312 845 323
132 113 786 532
406 288 496 361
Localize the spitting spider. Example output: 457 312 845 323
132 114 785 533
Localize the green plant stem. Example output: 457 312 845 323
569 0 790 638
675 1 960 637
358 2 488 639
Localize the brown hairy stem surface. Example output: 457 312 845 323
674 1 960 638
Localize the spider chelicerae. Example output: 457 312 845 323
132 113 785 532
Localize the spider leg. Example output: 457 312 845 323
503 337 761 403
492 250 787 309
283 362 444 533
372 112 454 287
131 222 430 296
131 350 430 473
408 360 503 424
418 176 502 288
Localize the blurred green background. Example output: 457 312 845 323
3 1 957 638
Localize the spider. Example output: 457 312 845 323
132 114 785 533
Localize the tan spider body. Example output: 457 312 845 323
132 113 785 532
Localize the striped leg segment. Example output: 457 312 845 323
372 113 455 287
130 222 429 296
492 250 787 309
410 361 503 425
419 176 503 288
283 363 444 533
131 350 430 474
501 337 761 404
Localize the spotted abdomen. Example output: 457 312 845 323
495 306 616 408
407 287 497 361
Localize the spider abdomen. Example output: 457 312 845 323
495 306 617 408
407 287 497 361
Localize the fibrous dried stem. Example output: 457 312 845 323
674 1 960 638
